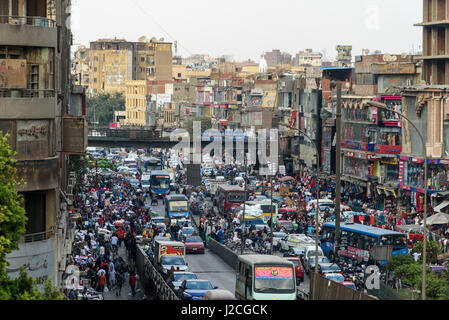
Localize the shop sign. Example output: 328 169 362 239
382 158 398 165
341 140 369 151
17 121 49 141
375 145 402 154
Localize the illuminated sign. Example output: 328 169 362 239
254 267 294 279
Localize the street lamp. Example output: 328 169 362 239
363 101 428 300
279 122 321 294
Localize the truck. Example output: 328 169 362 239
154 240 188 277
209 178 228 203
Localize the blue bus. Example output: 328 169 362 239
320 222 408 265
150 170 171 197
165 195 189 219
144 157 164 173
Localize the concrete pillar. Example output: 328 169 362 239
433 96 443 157
402 96 412 155
424 0 429 22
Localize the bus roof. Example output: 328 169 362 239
322 222 404 237
218 185 245 192
150 170 170 176
238 254 294 266
166 194 188 201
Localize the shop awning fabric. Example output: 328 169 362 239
427 212 449 226
434 200 449 214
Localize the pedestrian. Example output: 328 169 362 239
115 271 123 296
129 272 137 297
97 270 107 293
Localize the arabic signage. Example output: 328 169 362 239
17 120 49 141
160 245 184 256
0 59 27 89
254 267 294 279
341 140 370 151
344 150 377 160
374 145 402 154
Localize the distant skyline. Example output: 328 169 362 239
71 0 423 62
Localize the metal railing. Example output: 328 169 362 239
0 15 56 28
0 89 55 98
22 228 55 244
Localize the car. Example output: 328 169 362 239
276 220 294 232
324 273 345 283
180 227 195 240
203 289 236 300
285 257 304 284
254 195 268 201
303 247 325 273
272 232 288 251
283 247 305 259
179 279 218 300
184 236 205 254
318 262 342 275
279 234 314 252
152 217 166 225
160 255 189 277
130 179 140 188
167 272 198 294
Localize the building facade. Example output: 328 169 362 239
0 0 87 288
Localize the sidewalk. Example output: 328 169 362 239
103 245 144 301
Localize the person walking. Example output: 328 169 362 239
115 271 124 296
129 272 137 297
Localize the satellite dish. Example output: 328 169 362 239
364 49 370 55
138 36 147 42
401 52 408 59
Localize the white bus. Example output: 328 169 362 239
235 255 296 300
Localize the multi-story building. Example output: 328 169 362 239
81 37 173 96
72 45 90 88
264 50 281 67
293 49 323 67
416 0 449 84
124 80 148 127
0 0 87 288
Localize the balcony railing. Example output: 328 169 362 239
0 88 55 98
22 228 55 244
0 15 56 28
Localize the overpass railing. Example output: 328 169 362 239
135 244 179 300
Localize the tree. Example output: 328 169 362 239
412 240 442 264
386 254 415 272
184 117 213 137
395 263 422 299
86 92 125 126
0 132 64 300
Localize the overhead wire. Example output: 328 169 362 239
129 0 194 56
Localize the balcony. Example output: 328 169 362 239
0 89 56 119
0 15 57 48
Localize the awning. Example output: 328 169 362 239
377 186 397 198
427 212 449 225
434 200 449 214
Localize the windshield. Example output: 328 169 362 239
254 265 295 294
185 281 213 290
182 228 194 235
326 274 345 282
227 192 245 203
310 257 330 264
151 176 170 189
186 237 202 243
169 201 188 213
174 273 197 282
288 260 300 266
161 256 186 265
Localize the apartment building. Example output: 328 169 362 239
0 0 87 288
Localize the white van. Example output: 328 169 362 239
306 199 334 212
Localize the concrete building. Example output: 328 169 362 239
72 45 90 88
0 0 87 288
81 37 172 96
293 49 322 67
416 0 449 84
124 80 148 127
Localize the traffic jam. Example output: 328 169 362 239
67 146 448 301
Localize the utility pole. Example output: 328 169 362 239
334 83 342 259
270 174 274 255
241 152 247 255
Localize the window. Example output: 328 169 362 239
24 192 46 236
11 0 19 16
94 78 97 83
178 73 182 78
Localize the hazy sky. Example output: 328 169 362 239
72 0 423 62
